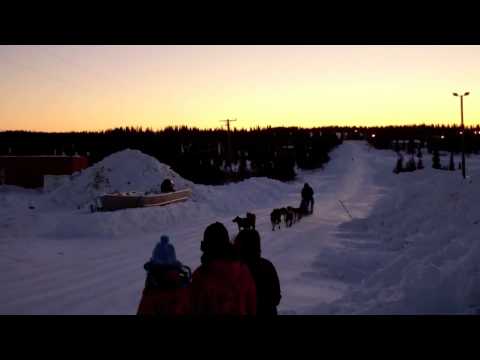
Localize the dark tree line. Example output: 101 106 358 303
0 126 343 185
362 124 480 173
365 124 480 154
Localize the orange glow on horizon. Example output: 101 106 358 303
1 45 479 132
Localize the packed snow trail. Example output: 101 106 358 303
0 141 386 314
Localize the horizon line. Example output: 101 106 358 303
2 122 480 133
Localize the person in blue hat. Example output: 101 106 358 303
137 235 192 315
150 235 181 267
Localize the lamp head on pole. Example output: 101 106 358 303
464 92 470 96
453 93 459 96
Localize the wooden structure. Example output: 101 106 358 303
97 188 192 211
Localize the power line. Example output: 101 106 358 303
40 46 119 86
0 51 95 95
0 48 133 129
1 46 126 96
38 47 157 125
0 51 116 132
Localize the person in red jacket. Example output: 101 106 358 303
234 229 282 316
190 222 256 315
137 235 192 315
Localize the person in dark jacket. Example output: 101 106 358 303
234 229 281 316
301 183 314 214
137 235 191 315
190 222 256 315
160 179 175 193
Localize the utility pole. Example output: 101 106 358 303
453 92 469 179
220 118 237 167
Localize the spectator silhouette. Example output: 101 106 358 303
190 222 256 315
161 179 175 193
137 235 191 315
234 229 281 316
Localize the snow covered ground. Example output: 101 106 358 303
1 141 479 314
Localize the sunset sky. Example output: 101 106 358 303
1 45 479 132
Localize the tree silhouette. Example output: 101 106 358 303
432 149 441 169
393 154 404 174
406 155 417 172
417 157 424 169
449 152 455 171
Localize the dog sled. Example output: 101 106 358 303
299 198 312 215
91 188 192 212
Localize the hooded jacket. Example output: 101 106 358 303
137 236 191 315
137 263 191 315
243 257 281 316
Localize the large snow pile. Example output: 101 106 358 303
308 154 480 314
47 149 193 209
46 148 292 214
0 148 294 239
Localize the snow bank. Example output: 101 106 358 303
0 148 293 239
309 153 480 314
47 149 193 209
45 148 292 211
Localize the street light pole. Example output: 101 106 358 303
460 95 466 179
453 92 470 179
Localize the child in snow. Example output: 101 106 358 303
137 235 192 315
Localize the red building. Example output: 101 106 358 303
0 155 89 188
